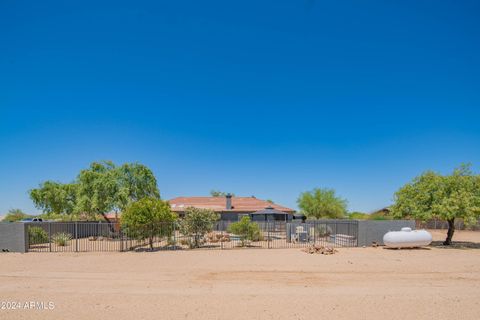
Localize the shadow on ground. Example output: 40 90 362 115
430 241 480 249
383 247 431 251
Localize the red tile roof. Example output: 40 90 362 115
168 197 295 214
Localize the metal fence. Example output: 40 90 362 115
26 220 358 252
416 219 480 231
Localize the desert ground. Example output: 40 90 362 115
1 230 480 320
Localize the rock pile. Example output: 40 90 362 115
302 245 338 255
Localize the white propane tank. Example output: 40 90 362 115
383 227 432 248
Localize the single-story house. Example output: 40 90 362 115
168 194 295 221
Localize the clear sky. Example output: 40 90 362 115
1 0 479 215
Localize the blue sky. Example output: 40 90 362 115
1 0 479 214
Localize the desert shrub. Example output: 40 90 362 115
28 226 48 244
52 232 72 246
228 216 262 247
179 207 220 248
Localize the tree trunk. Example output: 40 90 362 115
443 219 455 245
100 212 110 222
100 212 116 234
149 237 153 251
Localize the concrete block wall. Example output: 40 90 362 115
0 223 28 253
357 220 416 246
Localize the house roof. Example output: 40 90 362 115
168 197 295 214
251 206 289 215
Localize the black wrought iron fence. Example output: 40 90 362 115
26 220 358 252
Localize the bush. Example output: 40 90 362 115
28 226 48 244
228 216 262 247
52 232 72 246
179 207 220 248
121 197 177 250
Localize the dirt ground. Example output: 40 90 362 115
1 230 480 320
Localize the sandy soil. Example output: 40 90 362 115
1 230 480 320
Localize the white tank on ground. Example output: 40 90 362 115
383 227 432 248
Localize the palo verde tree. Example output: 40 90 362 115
391 165 480 245
121 197 177 251
297 188 347 219
179 207 220 248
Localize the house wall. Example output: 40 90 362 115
0 223 28 253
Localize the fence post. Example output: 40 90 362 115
220 221 224 250
173 222 176 251
48 223 52 252
268 222 270 249
75 222 78 252
119 226 124 252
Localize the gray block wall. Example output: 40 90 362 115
357 220 416 246
0 223 28 253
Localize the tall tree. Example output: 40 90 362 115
75 161 119 221
30 161 160 222
297 188 347 219
116 162 160 211
30 181 77 216
391 165 480 245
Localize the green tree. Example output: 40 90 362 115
30 182 77 216
228 216 262 247
75 161 119 221
121 198 177 250
210 190 235 197
179 207 220 248
76 161 160 221
297 188 347 219
2 209 32 222
29 161 160 222
115 163 160 212
391 165 480 245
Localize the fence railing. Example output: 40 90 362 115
26 220 359 252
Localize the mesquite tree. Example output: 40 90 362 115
391 165 480 245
